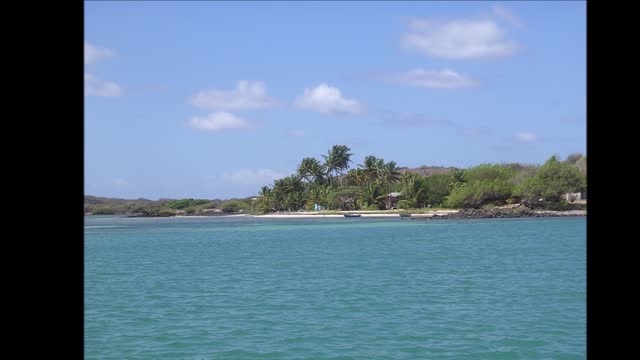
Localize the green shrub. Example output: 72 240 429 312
423 173 451 206
397 200 412 209
464 164 514 182
204 201 221 209
167 198 210 209
221 200 249 213
506 197 519 205
155 209 176 217
139 207 176 216
514 156 586 204
440 164 519 209
324 186 360 210
445 179 514 208
92 206 116 215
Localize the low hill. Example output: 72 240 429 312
84 195 253 216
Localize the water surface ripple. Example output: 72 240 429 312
85 216 585 359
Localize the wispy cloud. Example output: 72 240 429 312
84 42 122 97
288 129 305 137
85 42 115 65
223 169 287 185
295 84 362 114
493 5 524 28
402 18 518 59
187 112 252 131
376 68 478 89
515 132 538 143
190 81 279 111
85 73 123 97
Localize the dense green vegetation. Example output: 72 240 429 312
84 147 586 216
84 196 254 217
166 198 210 209
254 146 586 213
514 155 586 208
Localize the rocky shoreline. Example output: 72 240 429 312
119 208 586 219
106 204 586 219
432 207 586 219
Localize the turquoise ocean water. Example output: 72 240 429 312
85 216 585 359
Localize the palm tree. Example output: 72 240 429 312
308 184 331 210
270 180 286 211
322 145 353 186
286 191 307 211
257 186 273 212
259 185 271 197
401 173 426 208
281 175 305 193
380 161 402 209
346 168 367 187
380 161 402 186
359 155 385 183
359 180 386 209
360 155 377 174
322 146 339 179
449 168 466 191
400 170 414 185
272 175 307 211
297 157 325 184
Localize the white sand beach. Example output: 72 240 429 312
254 210 459 219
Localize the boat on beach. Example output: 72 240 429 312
344 214 362 218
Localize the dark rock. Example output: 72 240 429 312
438 206 580 219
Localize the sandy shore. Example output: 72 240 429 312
255 210 459 219
172 208 585 219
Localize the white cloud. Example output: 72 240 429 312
187 112 251 131
288 129 305 137
84 43 121 97
190 81 279 111
402 18 518 59
85 42 115 65
85 73 123 97
382 68 478 88
493 5 524 28
223 169 287 185
516 132 538 143
295 84 362 114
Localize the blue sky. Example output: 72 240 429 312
85 1 586 200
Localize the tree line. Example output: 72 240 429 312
85 146 586 216
255 145 586 212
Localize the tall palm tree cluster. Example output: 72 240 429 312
254 151 588 213
256 145 409 212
